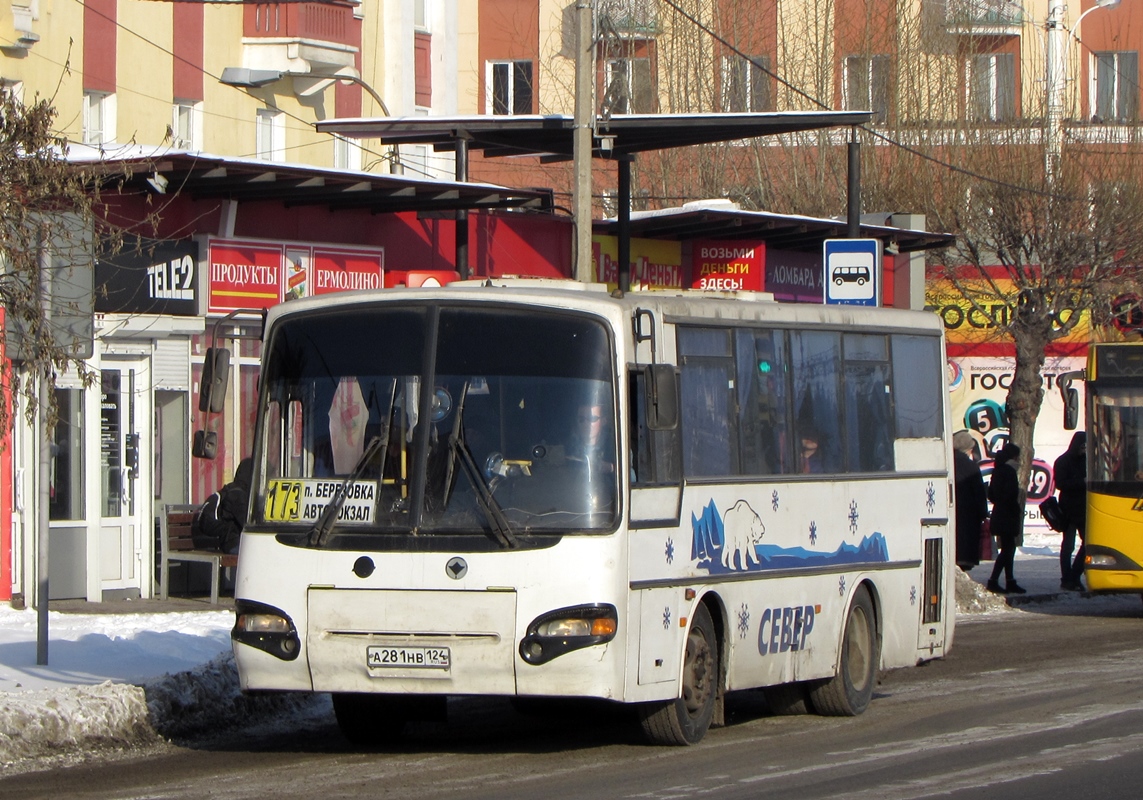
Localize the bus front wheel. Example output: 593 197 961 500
332 693 408 746
638 603 718 745
809 586 878 716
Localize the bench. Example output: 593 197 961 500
159 503 238 605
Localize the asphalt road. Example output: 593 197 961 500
4 596 1143 800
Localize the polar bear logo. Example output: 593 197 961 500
721 499 766 570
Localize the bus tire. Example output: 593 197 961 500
764 681 811 715
809 587 878 716
637 603 718 746
332 693 408 746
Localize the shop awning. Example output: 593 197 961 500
595 204 954 253
68 146 553 214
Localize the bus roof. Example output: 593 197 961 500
262 277 943 335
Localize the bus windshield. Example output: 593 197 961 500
254 303 619 543
1089 385 1143 494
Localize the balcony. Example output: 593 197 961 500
241 1 359 73
598 0 660 36
944 0 1024 35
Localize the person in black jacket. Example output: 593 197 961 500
953 431 988 571
986 443 1026 594
193 458 253 555
1054 432 1087 591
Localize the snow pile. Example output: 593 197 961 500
0 681 156 763
955 568 1012 615
144 650 323 740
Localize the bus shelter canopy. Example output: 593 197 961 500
316 112 874 162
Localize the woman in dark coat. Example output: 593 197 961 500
987 443 1026 594
1054 431 1087 591
953 431 988 571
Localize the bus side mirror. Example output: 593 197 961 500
199 347 231 414
1063 387 1078 431
1059 371 1080 431
645 364 679 431
192 429 218 460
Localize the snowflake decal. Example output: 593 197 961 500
838 575 847 596
737 604 751 639
771 490 780 512
665 537 675 565
910 585 917 605
662 606 672 630
809 520 818 546
848 499 860 536
926 481 937 514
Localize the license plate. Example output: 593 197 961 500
367 645 451 670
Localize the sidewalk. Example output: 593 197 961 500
961 548 1078 605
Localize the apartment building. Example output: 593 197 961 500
465 0 1139 203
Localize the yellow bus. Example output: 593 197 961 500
1060 343 1143 597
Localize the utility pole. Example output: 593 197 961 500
573 0 595 283
36 233 51 665
1044 0 1066 182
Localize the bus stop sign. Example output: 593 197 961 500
823 239 880 306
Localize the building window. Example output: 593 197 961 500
1 80 24 104
333 134 362 170
83 90 116 145
967 53 1015 121
414 0 428 31
1093 51 1139 122
171 100 201 149
844 55 891 123
255 108 284 161
721 55 772 112
50 387 85 521
486 60 533 115
604 56 654 114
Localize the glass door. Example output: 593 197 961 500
99 356 152 597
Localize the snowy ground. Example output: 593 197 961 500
0 605 321 771
0 552 1135 773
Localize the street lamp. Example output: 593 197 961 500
1045 0 1121 177
219 67 390 116
220 67 400 173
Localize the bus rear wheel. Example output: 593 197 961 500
809 587 878 716
638 603 718 746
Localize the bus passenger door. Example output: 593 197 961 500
917 532 947 653
628 366 682 527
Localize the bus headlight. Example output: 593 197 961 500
1085 546 1142 571
519 604 618 666
232 600 301 661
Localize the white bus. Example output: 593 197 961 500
229 278 954 746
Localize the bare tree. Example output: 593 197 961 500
0 88 132 433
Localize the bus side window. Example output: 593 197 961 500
790 331 843 474
629 369 681 485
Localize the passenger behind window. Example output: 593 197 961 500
799 429 825 474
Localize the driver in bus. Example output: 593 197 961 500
568 402 616 474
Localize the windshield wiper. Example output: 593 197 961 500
457 436 518 549
309 434 386 548
445 380 517 549
309 379 397 548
